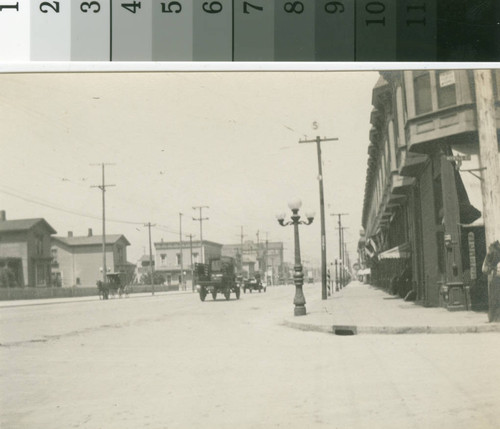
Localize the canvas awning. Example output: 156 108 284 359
391 175 415 193
358 268 371 275
378 243 411 260
451 148 483 227
399 152 429 177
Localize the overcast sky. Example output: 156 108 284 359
0 71 379 266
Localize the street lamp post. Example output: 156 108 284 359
276 198 314 316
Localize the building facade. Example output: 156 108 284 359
0 211 56 287
361 70 500 311
154 239 222 286
51 229 131 287
221 240 284 284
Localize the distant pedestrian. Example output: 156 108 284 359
483 240 500 321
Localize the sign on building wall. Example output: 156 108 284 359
468 232 477 280
439 70 455 87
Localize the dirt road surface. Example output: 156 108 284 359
1 285 499 429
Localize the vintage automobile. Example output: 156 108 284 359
96 273 128 300
243 274 266 293
195 257 241 301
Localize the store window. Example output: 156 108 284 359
436 71 457 108
414 71 432 115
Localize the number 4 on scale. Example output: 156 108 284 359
122 1 141 13
0 2 19 11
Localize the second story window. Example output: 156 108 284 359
176 253 181 266
35 235 44 255
160 254 166 264
436 71 457 109
414 71 432 115
51 248 58 267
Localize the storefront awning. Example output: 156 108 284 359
399 152 429 177
378 243 411 260
392 175 415 193
358 268 371 275
452 148 483 226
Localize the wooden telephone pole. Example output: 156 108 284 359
144 222 156 295
90 163 115 284
299 135 339 300
193 206 209 263
474 70 500 321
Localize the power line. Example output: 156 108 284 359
0 184 144 226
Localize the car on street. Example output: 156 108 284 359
243 276 266 293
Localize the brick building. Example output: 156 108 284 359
361 70 500 311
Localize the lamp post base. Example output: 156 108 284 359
294 305 307 316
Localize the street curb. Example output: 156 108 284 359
0 290 195 309
283 320 500 335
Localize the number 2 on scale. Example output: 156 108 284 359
40 1 60 13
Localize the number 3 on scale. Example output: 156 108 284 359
80 1 100 13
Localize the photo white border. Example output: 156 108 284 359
1 61 499 74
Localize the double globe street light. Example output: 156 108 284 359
276 198 315 316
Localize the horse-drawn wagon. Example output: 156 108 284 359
96 273 128 300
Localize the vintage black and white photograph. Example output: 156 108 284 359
1 69 499 429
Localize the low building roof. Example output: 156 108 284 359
53 234 130 247
0 218 56 234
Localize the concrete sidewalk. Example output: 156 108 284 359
283 281 500 334
0 289 194 308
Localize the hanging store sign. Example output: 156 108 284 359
439 70 456 87
468 232 477 280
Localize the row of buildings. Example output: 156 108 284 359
359 69 499 312
0 210 286 288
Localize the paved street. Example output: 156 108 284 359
1 284 500 429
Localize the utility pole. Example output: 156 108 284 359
336 226 349 287
474 70 500 322
186 233 195 292
238 226 246 274
91 163 115 285
265 232 269 284
192 206 209 263
300 135 339 300
179 213 184 290
144 222 156 295
341 227 349 286
331 212 348 288
256 230 260 275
